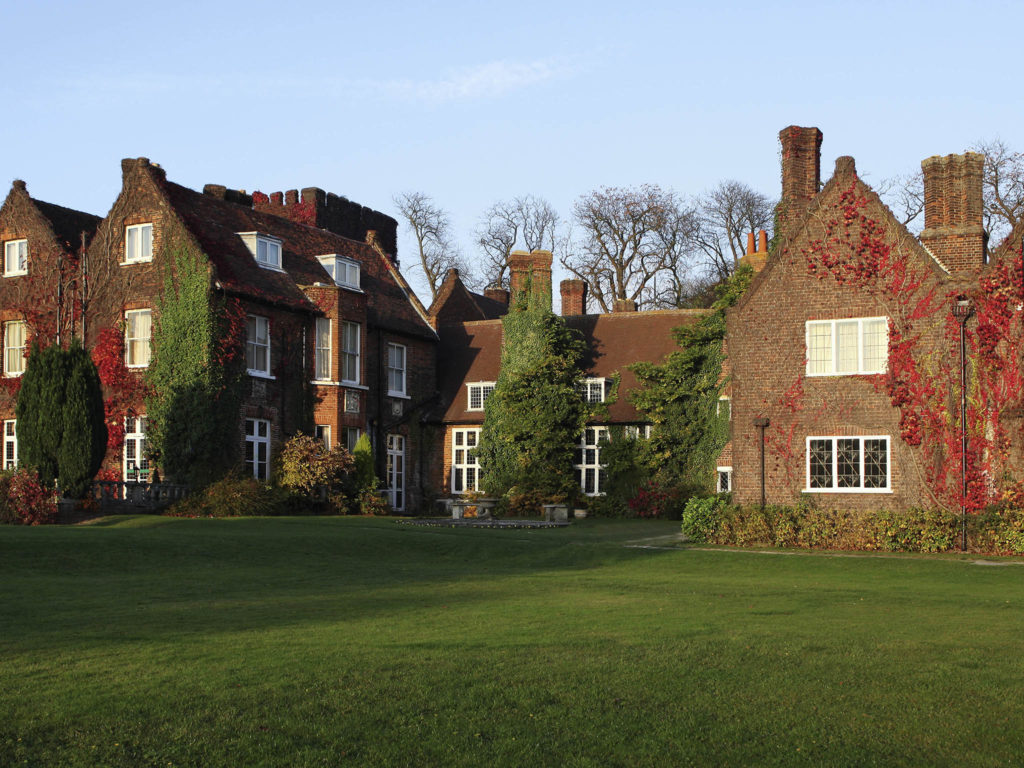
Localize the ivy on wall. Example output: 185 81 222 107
144 245 245 487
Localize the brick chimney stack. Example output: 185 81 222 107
483 286 510 307
920 152 986 273
508 249 553 311
778 126 823 237
560 279 587 315
612 298 637 313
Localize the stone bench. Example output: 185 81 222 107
449 498 498 520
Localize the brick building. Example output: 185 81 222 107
726 126 994 510
427 248 706 499
0 160 438 511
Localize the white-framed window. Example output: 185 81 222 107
124 416 150 482
623 424 652 440
315 424 331 449
451 428 481 494
580 378 609 404
3 320 26 377
4 239 27 276
341 322 360 384
237 232 283 270
386 433 404 511
717 466 732 493
806 317 888 376
467 382 496 411
718 396 731 420
574 426 609 496
245 418 271 480
125 309 152 368
246 315 271 376
343 427 360 452
805 436 891 493
314 317 331 381
387 343 406 397
318 255 361 290
125 223 153 263
344 390 360 413
3 420 17 469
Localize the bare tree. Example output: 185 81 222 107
393 192 467 301
878 139 1024 243
563 185 698 313
476 195 560 288
691 181 775 281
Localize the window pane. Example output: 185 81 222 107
836 438 860 488
808 323 833 374
809 439 833 489
863 319 887 373
836 321 859 374
864 439 888 488
127 227 138 260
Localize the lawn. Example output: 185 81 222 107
1 516 1023 767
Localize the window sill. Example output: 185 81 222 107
248 370 276 380
805 371 887 378
126 363 149 370
803 487 893 494
3 271 27 278
3 371 23 378
388 391 410 400
341 380 367 390
121 259 153 266
256 262 286 273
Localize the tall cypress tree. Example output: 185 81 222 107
16 339 106 496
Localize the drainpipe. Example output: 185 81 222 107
952 298 973 552
753 417 769 510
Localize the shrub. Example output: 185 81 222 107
505 489 549 518
680 496 721 542
628 481 684 519
586 494 633 518
350 433 376 493
358 489 391 516
166 475 289 518
277 432 354 493
3 469 58 525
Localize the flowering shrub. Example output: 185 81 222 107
628 481 684 519
0 469 58 525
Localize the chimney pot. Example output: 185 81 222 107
747 232 756 255
758 229 768 253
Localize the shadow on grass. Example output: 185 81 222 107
0 516 679 652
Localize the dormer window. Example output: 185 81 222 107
4 239 27 276
237 232 283 271
580 378 610 404
317 255 360 290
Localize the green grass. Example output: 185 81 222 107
2 516 1023 767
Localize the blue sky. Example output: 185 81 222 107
2 0 1020 299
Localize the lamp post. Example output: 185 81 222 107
753 417 770 510
951 297 973 552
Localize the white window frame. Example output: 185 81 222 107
341 322 360 385
387 343 407 397
343 427 360 452
124 223 153 264
123 416 151 482
4 239 27 276
623 424 652 440
805 317 888 377
451 428 481 495
315 424 331 449
314 317 332 382
467 382 495 412
574 426 609 496
3 419 17 470
386 433 405 511
246 315 271 377
3 320 26 377
124 309 152 368
717 466 732 493
580 378 609 404
804 435 892 493
317 254 361 290
237 232 283 271
245 418 271 480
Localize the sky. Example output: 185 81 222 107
2 0 1022 303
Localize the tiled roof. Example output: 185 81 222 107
436 309 707 424
31 198 101 251
161 180 435 339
